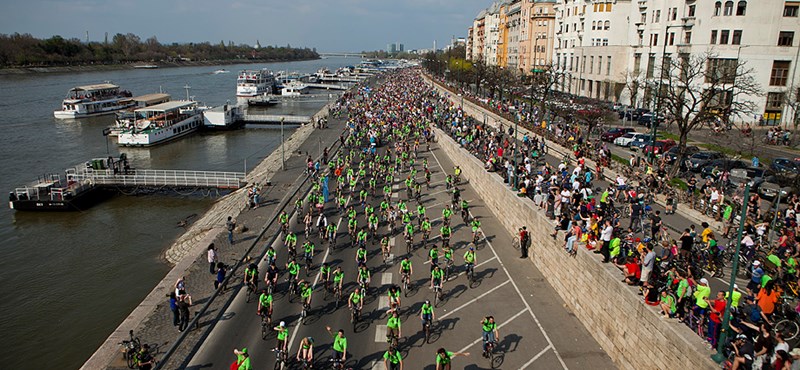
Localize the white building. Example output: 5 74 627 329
483 2 504 66
552 0 800 126
507 1 523 70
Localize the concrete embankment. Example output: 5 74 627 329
81 95 345 369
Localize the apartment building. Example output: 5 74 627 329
471 11 487 63
550 0 800 125
507 1 523 70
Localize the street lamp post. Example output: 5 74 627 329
281 117 286 170
712 184 751 363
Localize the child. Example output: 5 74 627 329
665 192 675 214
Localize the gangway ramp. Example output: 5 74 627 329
67 168 246 189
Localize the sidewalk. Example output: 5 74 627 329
86 105 353 369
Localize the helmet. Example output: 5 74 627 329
280 321 286 327
425 300 430 305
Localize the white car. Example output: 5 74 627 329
614 132 640 147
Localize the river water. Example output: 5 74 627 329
0 57 357 369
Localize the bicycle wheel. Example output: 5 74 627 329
776 319 800 341
274 358 283 370
246 287 252 303
262 323 268 340
425 324 430 343
126 352 137 369
512 237 520 249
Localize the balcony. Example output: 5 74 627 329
676 44 691 53
681 16 695 27
638 0 648 9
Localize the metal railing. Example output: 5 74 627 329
67 169 246 189
241 114 312 123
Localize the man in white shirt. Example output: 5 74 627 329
207 243 218 274
599 220 614 263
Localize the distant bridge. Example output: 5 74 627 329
319 52 365 58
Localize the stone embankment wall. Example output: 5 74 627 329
434 127 717 370
164 103 336 264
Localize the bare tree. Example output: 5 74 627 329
783 87 800 131
530 62 570 114
656 51 761 174
621 70 644 108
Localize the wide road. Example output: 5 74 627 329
184 134 616 369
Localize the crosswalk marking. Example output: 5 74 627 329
378 296 390 310
374 324 388 342
381 272 393 285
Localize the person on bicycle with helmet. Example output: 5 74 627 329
244 263 258 291
464 246 477 272
274 321 288 352
421 300 435 330
481 316 499 357
349 287 363 313
296 336 314 364
388 284 402 310
431 265 444 290
257 288 273 323
436 347 469 370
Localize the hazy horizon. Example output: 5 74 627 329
0 0 489 52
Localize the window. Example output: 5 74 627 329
605 3 611 12
598 58 602 74
669 32 675 46
640 13 647 24
592 21 596 30
778 31 795 46
634 54 642 74
655 9 661 22
604 21 610 30
714 1 722 16
672 7 678 20
689 5 696 17
736 1 746 16
593 3 597 12
720 30 730 44
684 31 692 44
590 56 594 73
732 30 742 45
647 55 656 78
653 33 659 46
706 58 737 83
766 92 785 110
724 1 734 16
603 39 609 46
770 61 790 86
711 30 718 44
607 56 612 75
785 5 799 17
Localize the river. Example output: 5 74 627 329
0 57 357 369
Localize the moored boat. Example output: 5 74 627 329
54 83 135 119
117 101 203 146
236 69 275 97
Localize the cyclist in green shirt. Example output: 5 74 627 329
440 225 452 247
388 284 402 309
417 204 426 225
431 265 444 289
299 280 313 308
355 245 368 265
244 263 258 291
332 266 344 293
399 257 413 283
358 265 371 291
284 231 297 256
421 217 432 239
286 258 300 284
349 287 363 312
470 218 481 239
325 326 348 362
303 241 314 265
265 246 276 265
442 206 453 225
481 316 499 356
257 288 273 321
320 263 331 292
326 222 337 243
387 310 402 341
429 246 439 270
383 347 403 370
436 348 469 370
356 229 368 248
420 299 435 330
279 211 289 229
233 348 252 370
274 321 288 352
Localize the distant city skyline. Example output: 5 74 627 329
0 0 488 52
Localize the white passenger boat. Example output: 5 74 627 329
54 83 135 119
281 81 309 97
213 69 230 74
236 69 275 97
117 101 203 146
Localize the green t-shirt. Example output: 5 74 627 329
236 354 252 370
384 350 402 364
432 269 443 280
333 271 344 283
259 293 272 307
421 303 433 315
349 292 361 304
400 260 412 272
464 251 475 263
662 294 676 313
436 351 454 365
333 335 347 352
482 320 496 332
387 316 401 329
277 327 288 341
676 279 689 298
694 285 710 308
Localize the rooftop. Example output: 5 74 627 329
135 100 195 112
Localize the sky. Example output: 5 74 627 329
0 0 489 52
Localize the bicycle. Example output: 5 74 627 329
433 283 443 307
260 311 271 340
118 330 141 369
512 236 520 250
406 236 413 255
473 230 482 245
484 340 496 366
401 272 411 296
246 281 257 303
422 317 432 344
443 260 454 281
386 330 400 349
351 305 361 331
300 301 310 325
287 277 299 302
273 348 288 370
465 263 475 285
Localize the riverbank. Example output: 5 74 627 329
80 82 357 370
0 57 320 75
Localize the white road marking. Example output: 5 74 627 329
381 273 393 285
431 147 570 370
456 307 529 353
378 296 390 310
371 360 386 370
375 324 388 342
520 345 554 369
439 279 511 320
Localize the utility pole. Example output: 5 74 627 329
281 118 285 170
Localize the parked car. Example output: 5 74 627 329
614 132 641 147
728 167 765 189
629 134 655 150
699 159 748 178
601 127 636 142
754 173 796 200
619 108 649 121
664 145 700 164
642 139 677 157
770 158 800 174
638 113 665 127
686 151 725 172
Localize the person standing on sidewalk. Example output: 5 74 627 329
178 293 192 332
599 220 614 263
226 216 236 245
519 227 530 258
207 243 218 274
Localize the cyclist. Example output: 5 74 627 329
453 166 462 183
325 326 348 362
296 336 314 364
286 258 300 292
445 174 453 190
440 225 452 248
386 310 402 343
265 262 279 291
417 204 427 226
388 284 402 309
349 287 364 315
332 266 345 295
399 257 413 285
421 217 432 243
381 235 391 261
460 199 469 220
233 348 252 370
136 344 155 370
470 217 481 241
264 246 276 265
358 264 371 292
284 231 297 257
355 245 368 265
303 241 315 269
244 263 258 292
464 246 477 276
452 187 461 207
442 206 453 226
326 222 337 244
257 288 273 324
429 245 439 271
274 321 288 352
320 262 331 292
421 299 435 331
436 348 469 370
299 280 313 309
383 346 404 370
279 211 289 232
431 265 444 290
481 316 499 357
356 228 368 248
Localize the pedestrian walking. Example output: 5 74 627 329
178 293 192 332
215 262 227 290
168 292 179 327
207 243 218 274
227 216 236 244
